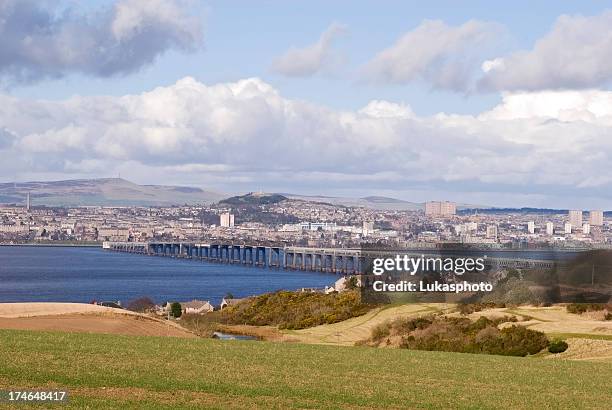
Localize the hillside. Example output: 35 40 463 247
0 178 224 206
284 193 487 211
0 329 609 408
219 192 288 205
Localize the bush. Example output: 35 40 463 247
346 276 359 290
566 303 607 314
605 313 612 321
371 323 391 342
458 302 506 315
126 297 155 312
217 290 372 330
366 315 549 357
548 339 569 354
170 302 182 318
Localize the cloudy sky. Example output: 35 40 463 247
1 0 612 208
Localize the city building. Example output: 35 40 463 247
486 225 498 240
425 201 456 217
546 222 554 235
589 210 604 226
362 221 374 237
527 221 535 234
564 222 572 234
569 210 583 228
583 223 591 235
220 212 235 228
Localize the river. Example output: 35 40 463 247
0 246 335 304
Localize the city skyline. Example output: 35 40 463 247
2 1 612 208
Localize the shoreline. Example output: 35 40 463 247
0 243 101 247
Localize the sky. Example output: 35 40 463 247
1 0 612 208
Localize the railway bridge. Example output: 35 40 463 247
103 242 558 275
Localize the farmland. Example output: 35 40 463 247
0 329 610 409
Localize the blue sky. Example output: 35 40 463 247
12 0 610 114
2 0 612 208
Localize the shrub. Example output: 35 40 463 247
457 302 506 315
548 339 569 354
566 303 606 314
371 323 391 342
604 312 612 321
217 290 372 330
170 302 182 318
367 315 548 357
126 297 155 312
346 276 359 290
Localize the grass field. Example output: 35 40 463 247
0 329 610 409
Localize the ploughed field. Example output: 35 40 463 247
0 329 610 409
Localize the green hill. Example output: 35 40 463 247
219 192 288 205
0 329 610 409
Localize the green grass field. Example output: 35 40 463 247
0 329 610 409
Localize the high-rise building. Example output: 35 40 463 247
568 210 583 228
220 212 235 228
527 221 535 234
589 210 604 226
545 222 554 235
425 201 456 217
362 221 374 237
25 192 30 211
583 223 591 235
486 225 498 240
564 222 572 234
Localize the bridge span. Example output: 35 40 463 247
103 242 558 275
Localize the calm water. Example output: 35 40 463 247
0 246 335 304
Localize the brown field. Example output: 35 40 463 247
0 303 195 338
0 302 136 318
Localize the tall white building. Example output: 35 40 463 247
527 221 535 234
545 222 554 235
425 201 456 217
362 221 374 237
568 210 583 228
486 225 498 240
564 222 572 234
583 223 591 235
589 210 604 226
220 212 235 228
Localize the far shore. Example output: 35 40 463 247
0 242 101 247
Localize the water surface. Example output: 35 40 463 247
0 246 335 304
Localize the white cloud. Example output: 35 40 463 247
0 0 202 84
271 23 347 77
480 90 612 123
1 78 612 207
479 11 612 91
362 20 503 91
359 101 414 119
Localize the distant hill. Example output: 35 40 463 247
281 194 422 210
282 194 486 211
459 207 569 215
220 192 288 206
0 178 224 206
